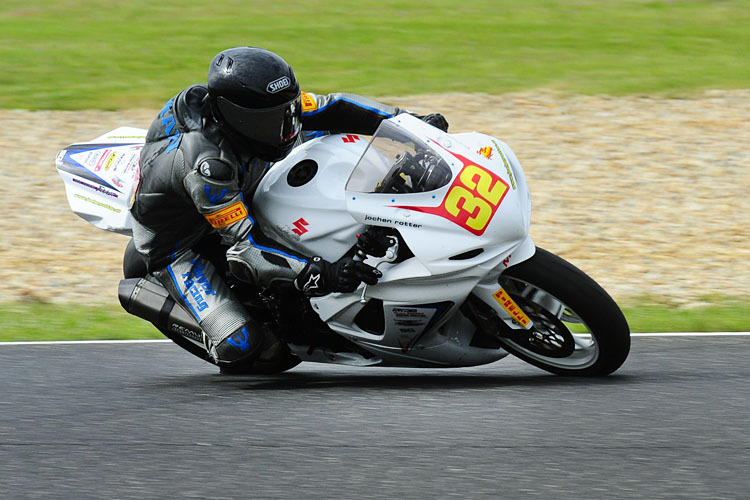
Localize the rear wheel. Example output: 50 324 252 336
491 247 630 376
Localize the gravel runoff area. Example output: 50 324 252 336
1 91 747 306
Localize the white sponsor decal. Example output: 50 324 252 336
267 76 291 94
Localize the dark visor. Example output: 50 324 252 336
216 94 302 146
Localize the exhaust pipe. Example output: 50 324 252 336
118 278 203 343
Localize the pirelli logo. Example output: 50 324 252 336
492 288 531 327
204 201 248 229
301 92 318 112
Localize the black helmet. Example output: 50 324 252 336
208 47 302 161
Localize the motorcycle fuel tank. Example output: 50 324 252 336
252 134 370 260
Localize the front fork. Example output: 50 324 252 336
470 236 538 332
472 279 534 332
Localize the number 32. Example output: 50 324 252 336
444 165 507 232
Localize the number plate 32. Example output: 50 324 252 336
398 151 510 236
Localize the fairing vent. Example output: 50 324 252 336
449 248 484 260
354 299 385 335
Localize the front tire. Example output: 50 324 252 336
494 247 630 376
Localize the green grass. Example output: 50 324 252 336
0 302 162 341
1 299 748 341
1 0 748 110
622 298 750 334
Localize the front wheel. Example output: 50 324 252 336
492 247 630 376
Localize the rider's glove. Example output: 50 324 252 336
417 113 449 132
357 226 392 258
294 256 382 297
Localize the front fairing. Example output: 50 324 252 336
345 114 532 276
308 115 536 364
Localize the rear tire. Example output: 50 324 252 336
493 247 630 376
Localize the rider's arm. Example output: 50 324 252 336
299 91 449 135
182 157 309 285
181 156 381 293
299 92 400 135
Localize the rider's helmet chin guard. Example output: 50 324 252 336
208 47 302 162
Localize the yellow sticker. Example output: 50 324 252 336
492 288 531 327
204 201 248 229
104 152 117 170
301 92 318 112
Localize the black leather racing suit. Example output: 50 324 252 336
130 84 400 366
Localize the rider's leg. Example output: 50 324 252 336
123 238 148 279
150 248 265 367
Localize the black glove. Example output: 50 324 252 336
357 226 392 258
417 113 449 132
294 256 382 297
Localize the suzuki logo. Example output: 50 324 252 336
341 134 360 143
292 218 309 236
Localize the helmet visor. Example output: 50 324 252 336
216 94 302 146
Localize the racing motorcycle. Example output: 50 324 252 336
56 114 630 376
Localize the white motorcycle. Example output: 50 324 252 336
56 114 630 376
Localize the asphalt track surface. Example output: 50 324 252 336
2 336 749 500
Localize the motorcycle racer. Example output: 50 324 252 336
127 46 448 369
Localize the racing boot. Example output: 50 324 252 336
216 323 287 375
206 323 264 367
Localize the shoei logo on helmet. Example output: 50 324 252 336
267 76 291 94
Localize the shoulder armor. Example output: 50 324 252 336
196 157 234 181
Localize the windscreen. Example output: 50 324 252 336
346 120 453 194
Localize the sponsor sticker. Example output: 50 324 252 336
364 214 422 229
478 146 493 159
386 305 445 352
492 288 530 327
204 201 248 228
491 140 516 190
129 167 140 209
71 177 119 198
73 193 121 213
301 92 317 112
104 152 117 171
94 149 112 172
